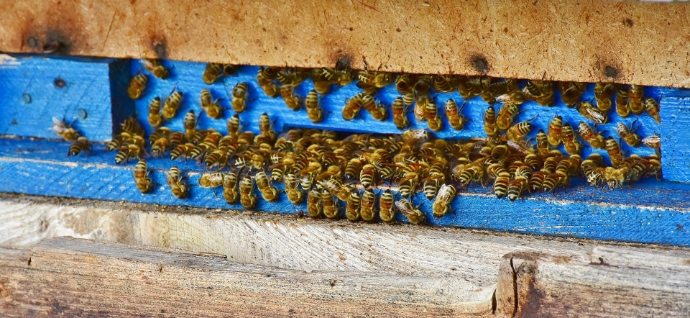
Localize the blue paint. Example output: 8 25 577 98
660 96 690 183
0 55 119 142
1 138 688 246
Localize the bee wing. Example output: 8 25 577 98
436 184 451 201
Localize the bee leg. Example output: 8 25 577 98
211 187 218 198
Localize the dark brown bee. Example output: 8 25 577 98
322 188 340 219
239 176 257 209
391 97 409 130
128 74 147 100
306 188 322 218
645 98 661 124
305 90 324 123
559 82 586 106
223 172 239 204
68 137 92 157
484 105 498 137
629 85 644 115
617 121 641 147
203 63 223 84
223 65 237 76
432 184 456 218
594 83 618 112
578 121 605 149
232 82 250 113
167 166 188 199
162 88 183 120
200 89 225 119
576 102 608 124
395 198 425 225
52 117 80 141
147 97 163 127
445 99 469 131
133 159 153 194
143 59 170 79
345 190 362 221
257 66 279 98
360 189 377 222
379 189 395 222
615 88 631 117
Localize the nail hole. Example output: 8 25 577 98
54 77 66 88
604 66 619 79
472 55 489 73
22 93 32 104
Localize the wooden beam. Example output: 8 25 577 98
0 0 688 87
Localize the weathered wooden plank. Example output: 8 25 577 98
1 0 689 88
0 55 127 141
0 238 496 317
1 140 690 245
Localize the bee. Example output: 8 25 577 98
231 82 250 113
128 73 147 99
542 172 567 193
147 97 163 127
223 65 237 76
507 177 528 202
258 112 277 141
202 63 223 84
444 99 469 131
414 95 428 122
68 137 92 157
496 103 521 131
320 179 351 201
257 66 279 98
183 110 198 141
151 134 171 158
389 97 410 130
645 98 661 124
492 171 510 199
305 188 322 218
285 174 305 204
167 166 188 199
344 190 361 221
359 164 377 189
561 123 581 155
222 172 239 204
604 166 629 190
395 198 425 225
358 62 393 88
169 143 194 163
395 74 416 106
529 170 548 193
378 189 396 222
277 67 310 86
629 85 645 115
547 115 563 147
615 88 631 117
162 87 183 120
576 101 608 124
121 116 145 137
343 93 367 121
524 80 555 106
360 189 377 222
199 173 224 196
322 188 340 219
344 158 363 181
456 163 484 190
535 129 550 157
106 134 126 151
594 83 618 112
143 59 170 79
200 89 225 119
578 121 605 149
52 117 80 141
323 68 353 87
311 69 332 95
617 121 641 147
641 134 661 149
507 116 536 142
432 184 456 218
605 137 625 168
484 105 498 137
280 84 301 111
424 98 442 132
433 75 458 93
255 171 279 202
239 176 258 209
305 90 325 123
559 82 586 106
133 159 153 194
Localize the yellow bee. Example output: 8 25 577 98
226 114 241 135
578 121 605 149
321 188 340 219
615 88 631 117
128 73 147 99
133 159 153 194
311 68 332 95
576 101 608 124
343 93 366 121
594 83 618 112
641 134 660 149
200 89 225 119
232 82 250 113
432 184 456 218
433 75 458 93
184 110 197 141
257 66 279 98
645 98 661 123
617 121 641 147
378 189 396 222
223 172 239 204
52 117 80 141
496 103 521 131
424 98 442 132
395 198 425 225
143 59 170 79
605 137 625 168
507 177 529 201
345 190 361 221
255 171 279 202
395 74 416 106
629 85 645 115
391 97 410 130
121 116 145 137
360 189 377 222
199 173 224 196
305 90 324 123
147 97 163 127
507 117 536 142
559 82 586 106
162 87 183 120
484 105 498 137
285 174 305 204
445 99 469 131
68 137 92 157
167 166 188 199
203 63 223 84
280 84 301 111
239 176 258 209
306 188 322 218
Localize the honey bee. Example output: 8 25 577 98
222 172 239 204
581 154 605 187
414 95 428 122
432 184 456 218
323 68 353 87
203 63 223 84
239 176 258 209
68 137 92 157
143 59 170 79
605 137 625 168
223 65 237 76
52 117 80 141
358 62 393 89
424 98 442 132
311 69 332 95
162 87 183 120
395 198 425 225
199 173 225 197
280 84 302 111
492 171 510 199
133 159 153 194
641 134 661 149
561 124 581 155
306 188 322 218
359 164 377 189
343 93 367 121
378 189 396 222
617 121 641 147
507 116 536 142
507 177 528 201
360 189 377 222
644 98 661 124
285 173 305 204
594 83 618 112
629 85 644 115
305 90 325 123
166 166 188 199
320 179 351 201
170 143 195 163
433 75 458 93
528 170 547 193
147 97 163 127
258 112 277 141
390 97 410 130
542 172 567 193
257 66 279 98
576 101 608 124
200 89 225 119
128 73 147 99
277 67 310 86
151 132 171 158
525 80 555 106
484 105 498 137
322 188 340 219
395 74 416 106
232 82 250 113
604 166 630 190
121 117 145 137
496 103 521 131
578 121 605 149
106 134 126 151
345 190 361 221
559 82 586 106
184 110 197 141
615 88 631 117
255 171 279 202
445 99 469 131
547 115 563 147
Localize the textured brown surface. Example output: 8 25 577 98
0 0 689 87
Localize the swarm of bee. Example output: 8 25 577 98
114 61 666 225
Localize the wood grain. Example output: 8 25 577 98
0 0 688 87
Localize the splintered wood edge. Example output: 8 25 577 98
1 0 689 87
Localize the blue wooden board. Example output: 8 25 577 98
0 55 123 142
660 96 690 184
0 138 688 246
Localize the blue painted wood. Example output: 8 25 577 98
0 55 122 142
660 96 690 183
0 138 688 246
